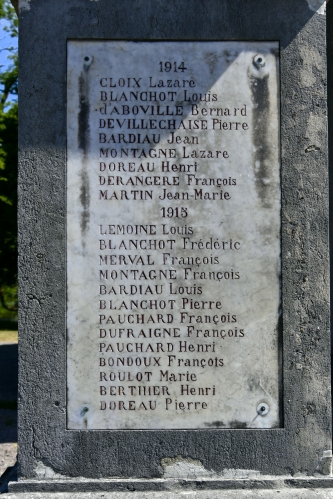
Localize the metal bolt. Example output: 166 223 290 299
253 54 265 69
256 402 269 416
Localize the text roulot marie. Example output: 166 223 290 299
67 41 281 430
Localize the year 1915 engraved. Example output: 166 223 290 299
161 207 188 218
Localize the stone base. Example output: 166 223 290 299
5 477 333 497
3 487 333 498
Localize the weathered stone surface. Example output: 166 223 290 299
6 483 333 498
67 41 281 430
17 0 329 483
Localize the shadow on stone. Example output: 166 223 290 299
0 462 17 494
0 344 18 446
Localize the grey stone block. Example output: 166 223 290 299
16 0 330 490
5 487 333 499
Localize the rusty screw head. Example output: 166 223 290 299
253 54 265 69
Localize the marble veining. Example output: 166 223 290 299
67 41 281 430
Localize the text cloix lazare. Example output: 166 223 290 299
98 72 247 204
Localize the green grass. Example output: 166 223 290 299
0 330 17 343
0 285 18 321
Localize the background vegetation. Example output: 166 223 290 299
0 0 18 322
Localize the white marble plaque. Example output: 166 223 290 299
67 41 281 430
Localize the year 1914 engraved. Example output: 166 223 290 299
159 61 188 72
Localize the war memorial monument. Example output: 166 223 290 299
5 0 333 496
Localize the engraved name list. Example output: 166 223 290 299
67 41 281 430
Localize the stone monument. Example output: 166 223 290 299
7 0 332 496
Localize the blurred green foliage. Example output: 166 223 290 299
0 0 18 318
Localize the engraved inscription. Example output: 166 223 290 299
67 41 281 429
